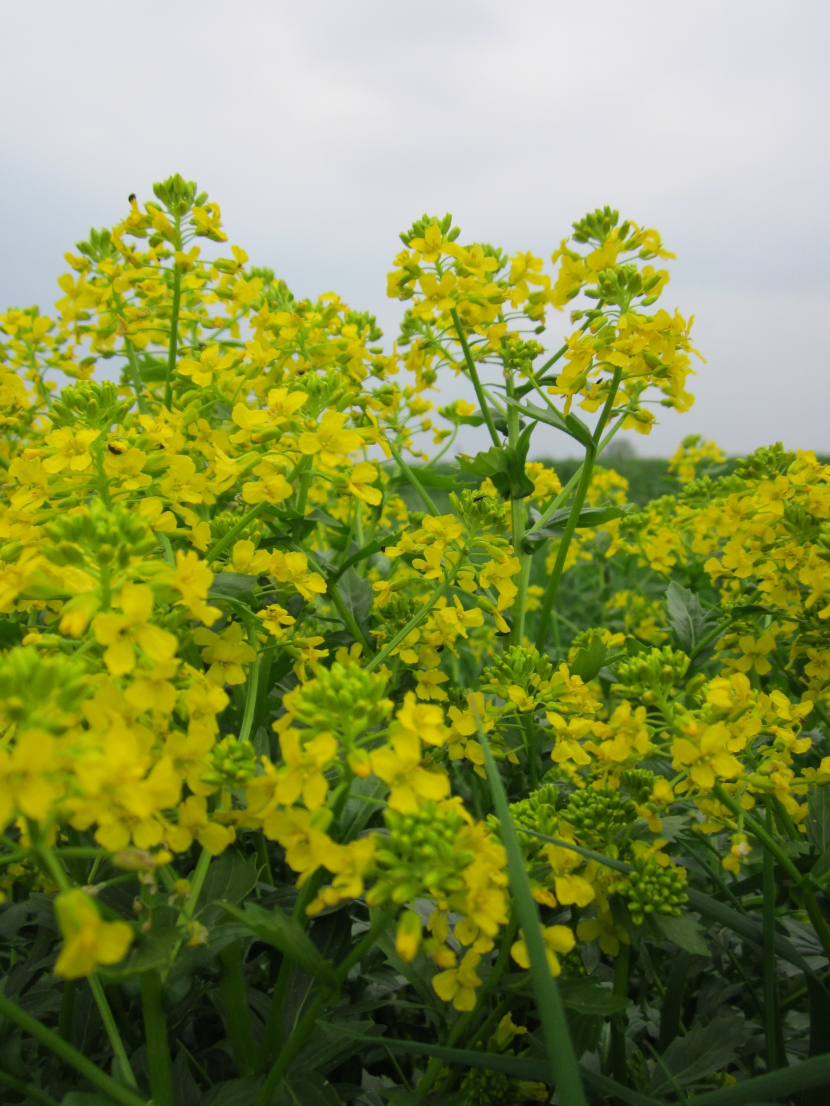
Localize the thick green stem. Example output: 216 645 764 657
219 941 257 1076
506 369 529 646
762 801 783 1070
0 1069 60 1106
328 579 376 657
534 370 622 652
58 978 76 1042
124 337 148 415
205 501 267 565
163 221 183 411
89 974 138 1088
450 308 501 448
255 993 329 1106
140 971 174 1106
0 992 148 1106
534 444 596 653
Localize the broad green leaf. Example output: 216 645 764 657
558 976 628 1016
666 581 719 654
653 912 711 956
221 902 337 986
60 1097 121 1106
457 443 535 500
209 572 258 605
806 786 830 852
335 566 373 627
0 617 24 650
689 1051 830 1106
686 889 815 976
203 1076 262 1106
648 1014 745 1094
394 466 474 490
198 849 260 910
568 635 607 682
524 505 626 551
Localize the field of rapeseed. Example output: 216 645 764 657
1 178 829 1106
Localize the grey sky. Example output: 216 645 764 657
2 1 828 457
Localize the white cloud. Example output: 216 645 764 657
1 0 828 454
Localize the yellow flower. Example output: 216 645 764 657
193 622 256 685
270 551 327 600
43 427 100 474
298 410 362 466
347 461 382 505
511 924 575 976
231 539 271 574
394 692 449 747
169 794 235 855
432 948 482 1010
395 909 422 962
92 585 177 676
733 633 776 675
275 728 337 811
577 906 629 956
370 730 449 813
54 889 133 979
173 550 220 626
671 722 744 791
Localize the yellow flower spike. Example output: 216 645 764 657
54 889 133 979
297 410 362 466
91 584 177 676
395 909 423 963
370 731 450 814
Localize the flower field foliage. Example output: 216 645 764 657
2 177 830 1106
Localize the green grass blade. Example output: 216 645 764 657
476 719 588 1106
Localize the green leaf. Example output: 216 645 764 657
335 566 373 627
666 581 719 654
97 927 180 982
203 1076 262 1106
397 466 473 490
221 902 337 986
806 786 830 852
653 912 711 956
457 442 534 500
523 505 626 551
648 1014 745 1094
0 618 24 650
558 976 628 1016
198 848 260 909
568 635 607 682
477 723 588 1105
686 889 816 976
209 572 258 605
689 1052 830 1106
60 1097 120 1106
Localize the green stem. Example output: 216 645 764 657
476 720 587 1106
205 501 267 565
449 308 501 448
255 993 329 1106
238 624 261 744
328 579 376 657
0 992 148 1106
609 940 630 1084
58 978 76 1042
185 848 213 919
506 369 529 646
388 440 439 516
89 975 138 1088
762 801 782 1071
0 1069 60 1106
219 941 257 1076
257 876 322 1072
334 905 394 985
140 970 174 1106
714 784 830 963
534 370 621 652
125 337 148 415
163 221 183 411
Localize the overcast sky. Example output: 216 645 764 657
2 1 828 457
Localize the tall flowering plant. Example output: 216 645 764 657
1 177 829 1106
